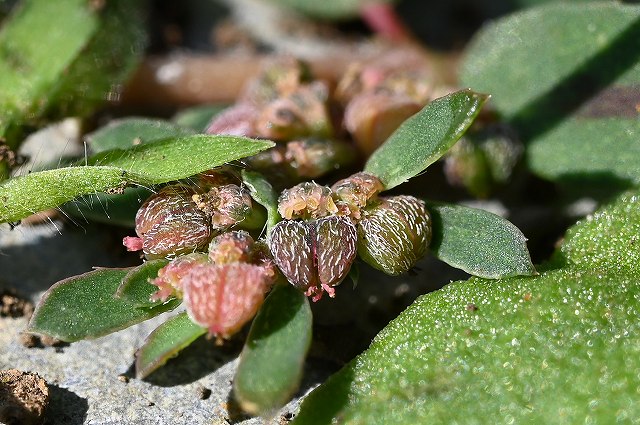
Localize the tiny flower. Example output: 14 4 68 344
357 195 431 275
150 253 209 302
182 263 275 338
277 182 338 220
269 216 357 302
132 185 212 259
192 184 256 232
208 231 255 265
284 138 356 179
331 172 384 219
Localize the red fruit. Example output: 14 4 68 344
269 216 357 301
182 263 274 338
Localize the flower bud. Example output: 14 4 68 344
357 195 431 275
269 216 357 301
285 138 356 179
278 182 338 220
331 172 384 219
150 253 209 302
132 185 212 259
182 262 275 339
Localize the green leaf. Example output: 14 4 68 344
426 202 536 278
172 105 226 132
27 268 179 342
0 0 145 146
234 284 312 416
559 191 640 277
460 3 640 186
241 170 281 235
116 260 170 307
135 312 206 379
61 186 152 228
86 118 195 153
0 135 275 223
364 90 489 190
293 191 640 424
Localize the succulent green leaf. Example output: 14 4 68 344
27 268 179 342
172 105 227 132
116 259 170 307
0 0 145 147
460 3 640 187
294 190 640 424
0 135 275 223
86 118 195 153
135 312 206 379
365 90 489 190
241 170 281 235
426 202 535 278
61 186 152 228
234 284 312 416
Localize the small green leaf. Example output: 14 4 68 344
426 202 536 278
61 186 152 227
116 260 170 307
172 105 227 132
0 135 275 223
241 170 281 235
460 3 640 186
135 312 206 379
87 118 195 153
234 284 312 416
365 90 489 190
28 268 179 342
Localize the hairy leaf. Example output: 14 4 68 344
135 312 206 379
427 202 536 278
365 90 488 190
28 268 179 342
0 135 274 223
234 284 312 416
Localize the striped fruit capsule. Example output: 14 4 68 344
357 195 431 275
131 185 212 260
182 263 275 339
269 216 357 302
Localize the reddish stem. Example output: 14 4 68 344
360 2 411 42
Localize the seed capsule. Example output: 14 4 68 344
269 216 357 301
134 185 212 259
357 195 431 275
182 263 274 338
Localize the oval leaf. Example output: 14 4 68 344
426 202 535 278
364 89 489 190
116 259 170 307
135 312 206 379
27 268 179 342
460 3 640 186
234 284 312 416
87 118 195 153
0 135 275 223
241 170 281 235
